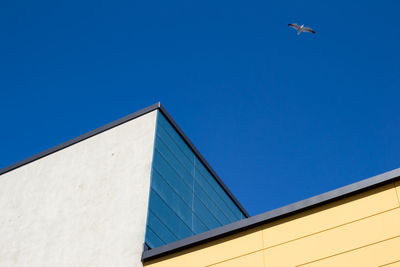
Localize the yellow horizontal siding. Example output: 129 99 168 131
263 207 400 266
395 181 400 205
262 184 398 248
298 236 400 267
208 251 264 267
144 183 400 267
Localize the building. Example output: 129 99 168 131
1 103 399 267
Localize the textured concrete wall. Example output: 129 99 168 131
144 182 400 267
0 110 157 267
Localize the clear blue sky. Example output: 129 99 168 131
1 0 400 216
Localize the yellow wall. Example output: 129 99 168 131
144 182 400 267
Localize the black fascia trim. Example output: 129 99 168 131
0 102 249 217
142 167 400 262
157 104 250 218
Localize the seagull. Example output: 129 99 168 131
288 23 316 35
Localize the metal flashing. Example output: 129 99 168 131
141 167 400 262
0 103 249 218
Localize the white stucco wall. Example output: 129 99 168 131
0 110 158 267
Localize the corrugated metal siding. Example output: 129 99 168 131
145 111 245 249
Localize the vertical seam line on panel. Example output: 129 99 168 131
143 110 160 249
158 106 249 218
194 168 240 220
193 183 230 225
159 111 243 222
194 169 238 221
194 170 237 222
394 182 400 207
152 167 210 230
295 234 400 267
151 188 194 234
155 142 223 227
261 228 267 267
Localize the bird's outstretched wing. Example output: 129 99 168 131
303 27 316 34
288 23 300 30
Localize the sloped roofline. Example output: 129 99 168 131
0 102 249 218
141 167 400 262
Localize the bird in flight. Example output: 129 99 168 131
288 23 316 35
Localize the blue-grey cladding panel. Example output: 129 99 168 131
145 111 245 248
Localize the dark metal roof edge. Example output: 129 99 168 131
0 102 249 217
157 104 250 218
142 167 400 262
